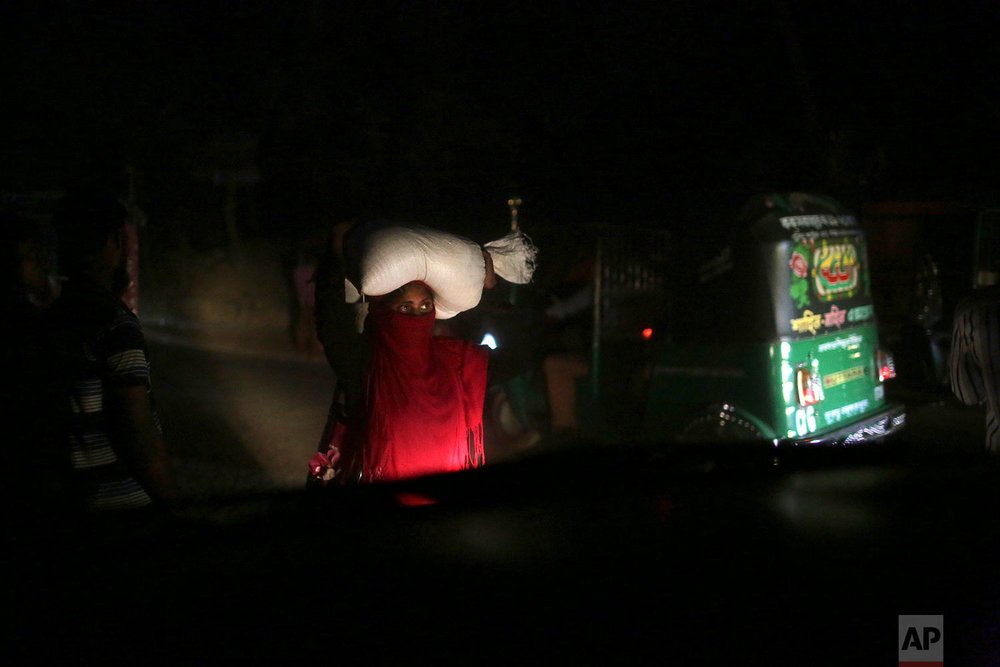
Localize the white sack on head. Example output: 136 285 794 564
352 224 487 320
483 230 538 284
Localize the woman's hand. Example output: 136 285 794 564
483 249 497 289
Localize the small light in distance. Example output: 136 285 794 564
480 333 498 350
641 327 654 340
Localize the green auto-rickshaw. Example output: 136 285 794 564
574 192 906 447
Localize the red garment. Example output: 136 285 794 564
362 301 488 482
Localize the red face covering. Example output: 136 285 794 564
363 299 488 481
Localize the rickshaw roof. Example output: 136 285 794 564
740 193 861 242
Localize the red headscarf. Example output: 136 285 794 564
362 296 489 482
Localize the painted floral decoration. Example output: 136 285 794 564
789 251 808 278
789 244 812 309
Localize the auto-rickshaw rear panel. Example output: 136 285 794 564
580 193 905 446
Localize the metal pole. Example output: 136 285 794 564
506 196 523 304
591 238 602 402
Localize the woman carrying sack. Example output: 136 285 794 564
308 220 536 484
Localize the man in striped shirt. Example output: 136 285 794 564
50 193 176 511
949 283 1000 455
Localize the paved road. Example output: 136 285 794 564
148 327 333 500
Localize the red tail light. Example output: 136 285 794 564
796 367 823 406
876 349 896 381
641 327 654 340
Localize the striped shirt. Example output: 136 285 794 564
949 285 1000 454
52 281 159 511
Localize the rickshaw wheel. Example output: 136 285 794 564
679 406 765 443
484 388 543 460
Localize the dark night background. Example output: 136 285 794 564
6 8 1000 661
3 1 999 239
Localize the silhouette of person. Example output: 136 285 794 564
48 192 177 510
